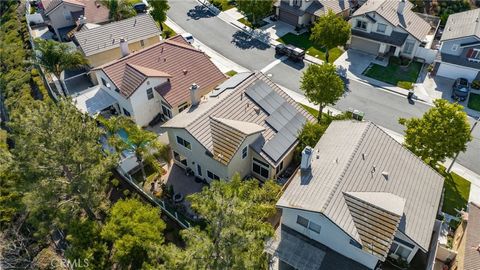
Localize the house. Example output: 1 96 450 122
162 72 314 183
434 9 480 81
435 203 480 270
73 15 161 67
40 0 109 40
90 35 226 126
274 0 360 26
349 0 433 60
269 120 444 269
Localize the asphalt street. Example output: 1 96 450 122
167 0 480 174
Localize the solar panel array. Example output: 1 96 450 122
245 81 307 162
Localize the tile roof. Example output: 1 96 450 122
318 0 355 15
441 8 480 41
163 72 315 166
43 0 109 24
74 15 160 56
94 36 226 107
463 203 480 270
352 0 431 41
277 120 444 252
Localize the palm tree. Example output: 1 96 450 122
35 39 88 79
104 0 136 21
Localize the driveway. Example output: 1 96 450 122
334 49 378 77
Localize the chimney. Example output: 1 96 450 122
190 83 200 106
300 146 313 171
119 38 129 57
397 0 405 15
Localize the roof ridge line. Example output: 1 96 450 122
321 121 372 213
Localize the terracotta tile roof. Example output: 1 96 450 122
463 203 480 270
42 0 109 24
95 36 226 107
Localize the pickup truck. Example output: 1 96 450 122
275 44 305 62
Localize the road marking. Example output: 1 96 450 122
260 56 287 73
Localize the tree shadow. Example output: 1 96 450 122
281 58 305 70
187 5 214 20
231 30 270 50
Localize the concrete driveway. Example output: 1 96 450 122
334 49 386 78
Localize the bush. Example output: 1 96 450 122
397 81 413 90
472 80 480 90
111 179 120 187
123 189 131 197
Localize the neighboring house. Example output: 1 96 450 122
73 15 161 67
270 120 444 270
40 0 109 40
349 0 433 60
91 35 226 127
162 72 314 183
435 203 480 270
274 0 361 26
434 9 480 81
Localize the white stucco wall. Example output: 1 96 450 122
441 36 479 56
129 78 166 127
47 3 83 36
93 70 134 118
281 207 380 269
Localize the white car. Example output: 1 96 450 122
181 33 194 44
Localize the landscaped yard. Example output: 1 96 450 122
363 57 423 88
277 32 344 63
210 0 235 11
237 17 268 29
467 93 480 111
437 166 471 216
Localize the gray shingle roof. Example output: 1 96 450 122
277 121 444 252
74 15 160 56
441 8 480 41
352 0 431 41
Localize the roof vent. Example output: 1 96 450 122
183 69 188 75
371 165 376 174
362 153 366 160
382 171 389 180
254 107 260 115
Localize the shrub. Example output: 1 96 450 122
111 178 120 187
123 189 130 197
397 81 413 90
472 80 480 90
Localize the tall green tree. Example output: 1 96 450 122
399 99 472 165
161 175 281 269
148 0 169 31
310 9 350 63
8 101 115 236
101 198 165 269
35 39 88 79
300 63 344 122
236 0 274 27
297 122 327 153
104 0 136 21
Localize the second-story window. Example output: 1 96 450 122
356 20 367 30
377 23 387 33
178 102 189 113
176 136 191 150
242 146 248 159
146 88 154 100
467 48 480 60
293 0 302 7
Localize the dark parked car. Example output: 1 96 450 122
275 44 305 62
451 78 470 101
133 3 147 13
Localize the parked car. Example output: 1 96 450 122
133 3 147 13
181 33 194 44
275 44 305 62
451 78 470 101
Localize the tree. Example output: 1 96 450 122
399 99 472 165
236 0 274 27
148 0 169 31
310 9 350 63
297 122 327 153
101 198 165 269
300 63 344 122
8 101 115 236
161 175 281 269
35 39 88 79
105 0 136 21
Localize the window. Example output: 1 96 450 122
161 104 172 119
389 240 413 260
356 20 367 30
292 0 302 7
140 39 145 47
451 44 459 51
308 221 321 234
377 23 387 33
197 164 202 176
173 151 187 166
296 215 309 228
242 146 248 159
122 108 131 116
253 158 269 179
146 88 154 100
467 48 480 60
207 170 219 180
101 78 108 87
178 102 189 113
403 41 415 54
276 161 284 174
176 136 191 150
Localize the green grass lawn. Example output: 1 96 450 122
237 17 268 29
467 93 480 111
211 0 235 11
363 57 423 88
437 166 471 216
131 164 157 184
226 70 238 77
300 104 319 119
276 32 344 63
161 22 176 39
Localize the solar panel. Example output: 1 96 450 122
245 80 284 114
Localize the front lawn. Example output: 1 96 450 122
237 17 268 29
161 22 176 39
210 0 235 11
363 57 423 88
277 32 344 63
437 166 471 216
467 93 480 111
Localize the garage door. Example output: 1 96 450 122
350 37 380 56
436 62 479 81
279 10 298 26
